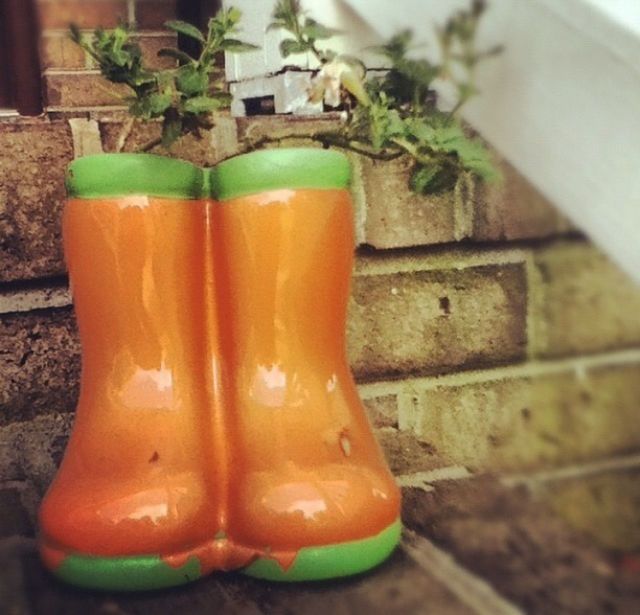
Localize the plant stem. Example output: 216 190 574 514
139 136 163 152
446 99 465 121
242 133 403 161
290 5 325 64
115 117 135 153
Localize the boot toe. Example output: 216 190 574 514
40 472 216 556
229 463 400 551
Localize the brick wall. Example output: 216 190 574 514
2 0 640 552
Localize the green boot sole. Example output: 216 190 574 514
42 546 204 591
240 518 402 582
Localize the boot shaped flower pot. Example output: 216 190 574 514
39 148 401 591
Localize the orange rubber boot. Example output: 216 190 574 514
39 155 225 590
210 149 402 581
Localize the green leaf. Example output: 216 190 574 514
410 163 457 194
302 18 340 40
386 109 405 137
410 164 440 193
165 20 205 43
370 30 413 61
405 118 435 142
220 38 259 52
226 7 242 26
183 96 223 113
176 65 208 95
128 97 151 118
69 23 82 45
273 0 301 23
267 19 288 32
148 92 172 114
279 39 310 57
210 91 232 106
129 71 156 87
365 98 406 149
340 65 370 106
393 58 438 91
157 48 194 65
453 138 499 181
162 115 182 148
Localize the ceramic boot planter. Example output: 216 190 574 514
38 148 401 591
210 149 401 581
38 154 225 591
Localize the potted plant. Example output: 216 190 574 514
38 1 499 591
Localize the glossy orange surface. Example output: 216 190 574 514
40 188 400 565
215 188 400 551
39 196 222 556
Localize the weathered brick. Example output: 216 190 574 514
472 159 572 241
99 111 238 165
0 308 79 426
0 413 73 490
361 156 458 249
236 114 342 148
0 285 71 314
135 0 177 30
347 263 527 380
0 119 73 281
40 34 88 70
99 117 161 153
361 394 398 429
41 34 176 71
377 428 444 475
138 34 179 69
0 487 32 538
412 363 640 472
532 242 640 357
45 72 130 108
37 0 128 30
540 467 640 551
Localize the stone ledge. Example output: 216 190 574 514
3 467 640 614
7 539 478 615
402 477 640 615
539 466 640 552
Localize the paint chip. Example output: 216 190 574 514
340 432 352 457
